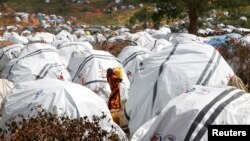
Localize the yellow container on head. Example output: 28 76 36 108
113 67 123 79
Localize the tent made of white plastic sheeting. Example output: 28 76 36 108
131 117 157 141
136 85 250 141
238 34 250 46
136 32 172 53
68 50 130 102
235 28 250 34
27 32 55 44
94 33 107 43
57 41 93 66
117 46 153 83
128 32 156 49
1 43 71 84
125 42 234 134
73 29 85 37
52 30 77 47
168 33 202 44
7 32 28 44
21 30 32 36
107 33 131 43
0 79 127 140
77 35 95 43
152 27 171 39
0 79 13 111
117 27 130 34
144 28 156 35
148 39 172 53
0 44 25 72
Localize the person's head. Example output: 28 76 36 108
107 68 114 77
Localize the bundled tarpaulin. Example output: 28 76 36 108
168 33 201 44
135 85 250 141
117 46 153 83
0 79 127 140
52 30 77 47
0 79 13 110
68 50 130 102
125 42 234 134
0 44 25 72
57 41 93 66
1 43 71 84
27 32 55 44
207 33 242 48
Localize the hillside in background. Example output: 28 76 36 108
1 0 145 26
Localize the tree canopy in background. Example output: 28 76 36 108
145 0 250 34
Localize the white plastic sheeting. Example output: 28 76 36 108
152 27 171 40
139 85 250 141
57 41 93 66
0 79 127 140
27 32 55 44
94 33 107 43
168 33 201 44
52 30 77 47
77 35 95 43
1 43 71 84
7 32 28 44
0 44 25 71
125 42 234 134
148 39 172 53
117 46 153 83
238 34 250 46
68 50 130 102
0 79 13 110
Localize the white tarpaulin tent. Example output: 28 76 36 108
0 44 25 72
0 79 127 140
152 27 171 39
0 79 13 111
77 35 95 43
127 32 172 52
1 43 71 84
52 30 77 47
129 32 155 49
7 32 28 44
125 42 234 134
68 50 130 101
137 85 250 141
57 41 93 66
238 34 250 46
148 39 172 53
168 33 201 44
118 46 153 83
27 32 55 44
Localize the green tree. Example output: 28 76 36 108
134 7 153 28
150 0 250 35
